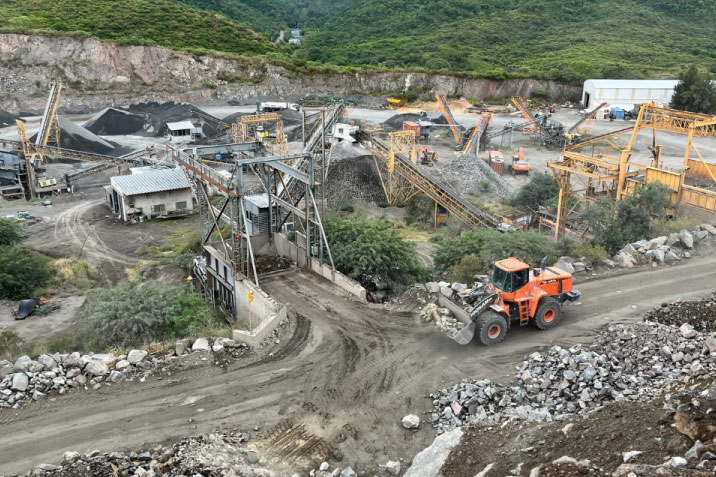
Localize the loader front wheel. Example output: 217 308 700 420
476 311 508 346
534 297 562 330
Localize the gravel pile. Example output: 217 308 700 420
0 337 248 410
439 153 514 197
84 107 147 135
125 102 222 138
645 292 716 331
430 322 716 434
0 109 17 127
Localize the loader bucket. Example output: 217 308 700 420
453 321 476 345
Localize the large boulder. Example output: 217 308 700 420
13 355 33 372
63 352 82 368
127 350 148 364
192 338 210 352
37 354 58 371
701 223 716 236
83 359 109 377
674 401 716 442
0 360 13 379
620 243 638 255
572 261 586 273
645 236 667 250
556 261 575 274
647 249 665 263
613 252 637 268
11 372 29 392
679 229 694 249
404 428 463 477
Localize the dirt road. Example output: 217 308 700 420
1 258 715 474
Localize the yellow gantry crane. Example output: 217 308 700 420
548 103 716 241
232 113 289 156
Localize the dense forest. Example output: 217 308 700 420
0 0 714 82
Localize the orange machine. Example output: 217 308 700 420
451 257 580 346
508 147 530 175
417 146 439 166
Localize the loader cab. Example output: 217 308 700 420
491 257 530 294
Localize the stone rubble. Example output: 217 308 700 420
430 321 716 434
0 337 249 410
613 224 716 269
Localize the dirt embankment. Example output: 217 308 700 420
0 34 579 113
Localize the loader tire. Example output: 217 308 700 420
534 297 562 330
476 311 508 346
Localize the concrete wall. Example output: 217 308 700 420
116 187 193 221
275 233 367 300
232 278 287 347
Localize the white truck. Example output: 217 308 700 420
258 102 300 113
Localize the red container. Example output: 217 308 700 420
402 121 421 137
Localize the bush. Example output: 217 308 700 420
563 242 609 265
585 182 672 254
650 217 702 236
75 280 222 350
0 245 54 299
0 330 23 361
54 258 95 291
435 229 558 272
510 173 559 209
478 180 494 193
448 254 484 283
324 216 422 293
377 201 390 208
0 218 21 246
406 194 435 225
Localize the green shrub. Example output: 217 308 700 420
0 218 21 246
649 217 702 237
510 173 559 210
324 216 423 293
478 180 494 193
0 245 54 299
435 229 558 272
564 242 609 265
0 330 23 361
448 254 484 283
54 258 95 292
75 280 222 350
377 201 390 208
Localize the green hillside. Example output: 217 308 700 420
0 0 277 56
0 0 714 83
297 0 716 81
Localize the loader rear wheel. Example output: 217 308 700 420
534 297 562 330
476 311 508 346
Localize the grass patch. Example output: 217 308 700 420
650 217 703 237
54 258 95 292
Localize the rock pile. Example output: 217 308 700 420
430 322 716 434
440 153 514 197
0 337 248 410
419 303 465 338
612 224 716 268
645 292 716 332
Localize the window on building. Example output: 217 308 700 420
152 204 165 214
176 201 187 210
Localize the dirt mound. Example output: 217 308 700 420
84 108 147 135
125 102 222 138
0 110 17 128
30 117 115 155
384 112 449 131
645 292 716 331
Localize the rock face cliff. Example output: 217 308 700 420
0 34 579 113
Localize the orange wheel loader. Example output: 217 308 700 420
447 257 581 346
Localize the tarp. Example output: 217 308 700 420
16 299 37 320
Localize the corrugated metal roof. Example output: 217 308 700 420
112 168 190 196
245 194 270 209
166 120 196 131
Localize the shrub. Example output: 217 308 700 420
0 218 21 246
510 173 559 209
448 254 484 283
564 242 609 265
324 216 422 293
435 229 558 272
76 280 222 349
478 180 494 193
650 217 702 236
406 195 435 225
377 201 390 208
54 258 95 291
0 330 23 361
0 245 54 299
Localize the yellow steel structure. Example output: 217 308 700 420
511 96 538 134
373 130 418 204
435 92 462 144
361 131 499 228
549 103 716 241
232 113 289 156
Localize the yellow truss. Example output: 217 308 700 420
232 113 289 156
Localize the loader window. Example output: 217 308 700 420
492 267 512 292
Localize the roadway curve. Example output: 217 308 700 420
1 259 715 474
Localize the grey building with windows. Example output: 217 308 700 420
106 167 193 222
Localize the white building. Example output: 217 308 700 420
166 120 204 143
581 79 679 113
106 167 193 222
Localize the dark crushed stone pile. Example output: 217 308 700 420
125 102 222 138
84 108 147 135
0 109 17 128
645 292 716 331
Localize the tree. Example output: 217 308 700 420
324 217 423 293
0 245 54 300
0 218 21 247
671 66 716 114
511 173 560 209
